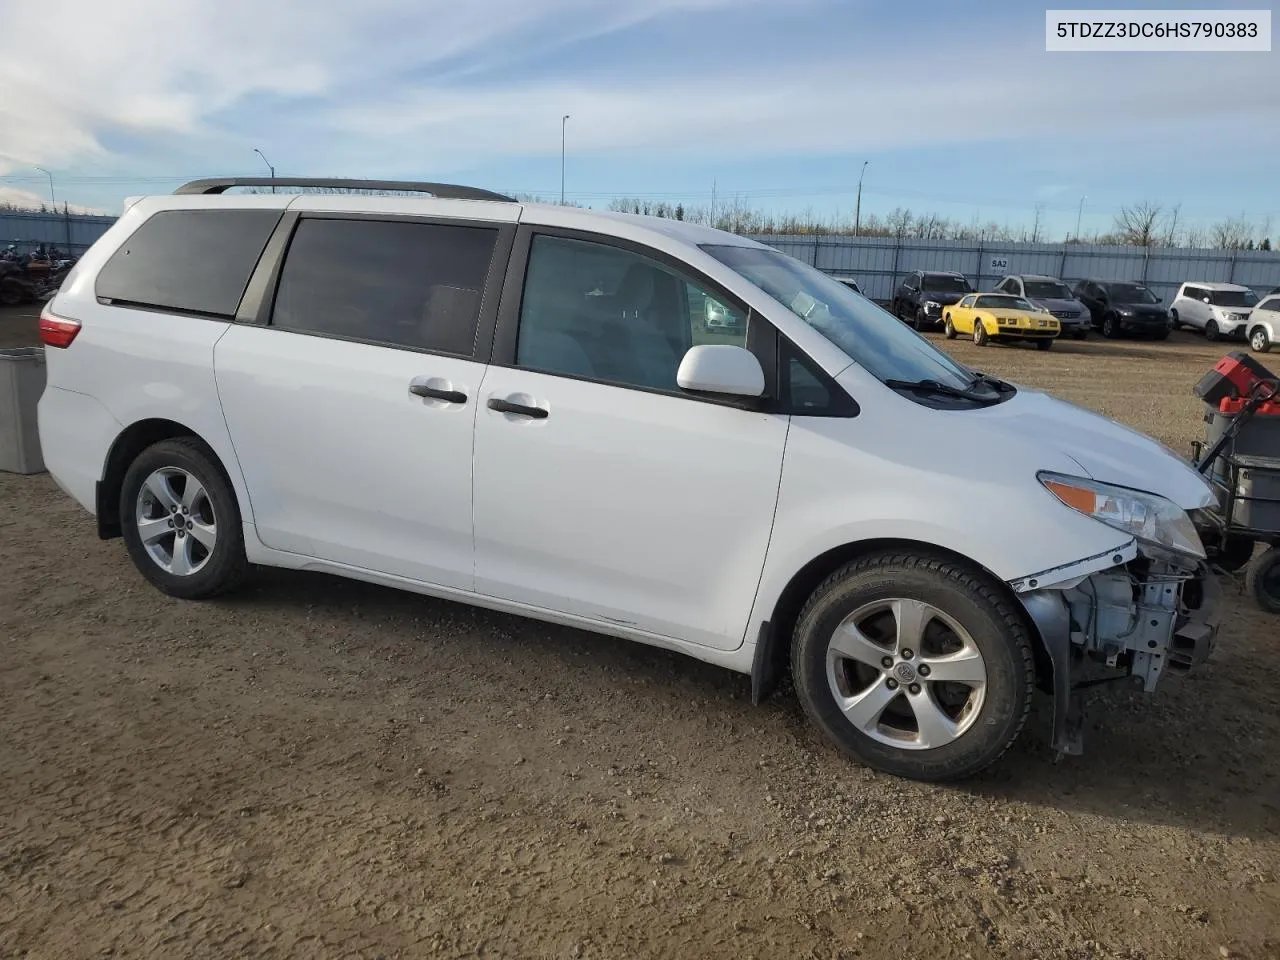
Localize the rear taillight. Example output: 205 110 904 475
39 306 81 348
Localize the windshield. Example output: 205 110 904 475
1106 283 1160 305
975 295 1035 311
1209 289 1259 307
702 244 975 389
1023 280 1072 299
922 273 971 293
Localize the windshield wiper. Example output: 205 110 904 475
884 378 998 404
967 371 1010 392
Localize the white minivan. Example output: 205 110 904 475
37 178 1222 781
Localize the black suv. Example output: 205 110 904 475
1072 279 1170 340
892 270 973 330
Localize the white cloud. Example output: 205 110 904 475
2 0 1277 198
0 0 746 173
0 185 101 214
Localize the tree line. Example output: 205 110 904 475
601 197 1274 251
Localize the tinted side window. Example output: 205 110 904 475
270 218 498 355
96 209 281 317
516 234 747 392
1183 286 1202 301
1259 297 1280 312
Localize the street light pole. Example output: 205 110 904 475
1075 195 1087 241
560 115 570 205
34 166 56 208
254 148 275 193
854 160 868 236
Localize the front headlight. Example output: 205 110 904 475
924 300 941 312
1038 473 1205 558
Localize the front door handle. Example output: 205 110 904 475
409 383 468 403
488 398 549 419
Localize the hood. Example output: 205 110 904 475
1030 297 1086 315
921 290 967 305
1112 302 1168 318
970 388 1215 510
988 309 1052 323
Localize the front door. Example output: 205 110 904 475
471 231 789 651
215 213 510 590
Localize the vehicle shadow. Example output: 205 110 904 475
221 567 1279 843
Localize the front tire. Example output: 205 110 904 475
944 314 957 339
790 552 1035 782
1102 313 1119 339
1036 338 1053 351
973 320 989 346
1206 319 1220 342
120 438 249 600
1251 326 1272 353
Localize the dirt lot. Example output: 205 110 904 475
2 304 1278 960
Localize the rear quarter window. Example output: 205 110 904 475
95 208 282 317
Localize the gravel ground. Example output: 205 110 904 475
2 304 1278 960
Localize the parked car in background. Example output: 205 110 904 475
828 274 863 296
37 176 1222 783
995 275 1090 339
1246 294 1279 352
1170 282 1259 341
1073 279 1170 340
891 270 972 330
942 293 1060 349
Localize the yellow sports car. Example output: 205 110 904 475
942 293 1060 350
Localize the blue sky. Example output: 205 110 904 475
2 0 1277 239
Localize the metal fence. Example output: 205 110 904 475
4 209 1278 307
0 210 117 256
749 235 1280 305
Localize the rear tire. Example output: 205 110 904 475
1169 309 1180 330
120 438 249 600
1245 547 1280 615
790 551 1035 782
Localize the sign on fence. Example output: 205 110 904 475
989 256 1010 271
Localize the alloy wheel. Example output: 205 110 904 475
825 598 988 750
135 467 218 576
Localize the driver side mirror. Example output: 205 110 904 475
677 345 765 398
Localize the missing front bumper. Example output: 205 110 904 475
1015 549 1221 756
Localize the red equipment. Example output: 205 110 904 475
1195 351 1279 412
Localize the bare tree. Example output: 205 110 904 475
1029 204 1044 244
1112 201 1164 246
1211 214 1254 250
886 207 913 240
1162 203 1181 247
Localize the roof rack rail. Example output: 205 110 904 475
173 177 515 202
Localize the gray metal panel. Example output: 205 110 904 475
746 235 1280 305
1 210 116 256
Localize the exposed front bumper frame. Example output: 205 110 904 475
1012 542 1221 756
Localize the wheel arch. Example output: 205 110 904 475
96 418 240 540
750 537 1050 705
